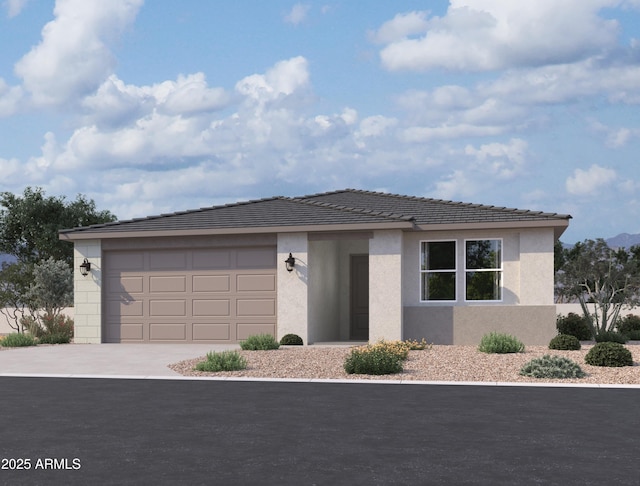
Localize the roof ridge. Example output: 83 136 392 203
288 196 415 222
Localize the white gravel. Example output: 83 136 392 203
168 343 640 384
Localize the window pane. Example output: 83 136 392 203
466 271 501 300
423 241 456 270
422 272 456 301
466 240 501 270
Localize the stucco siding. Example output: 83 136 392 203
404 305 557 345
369 230 403 341
519 228 555 305
277 233 308 343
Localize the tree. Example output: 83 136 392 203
558 239 640 337
0 187 116 267
25 257 73 319
0 261 33 333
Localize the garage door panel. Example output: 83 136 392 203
193 323 230 341
150 300 186 316
193 275 229 292
237 274 276 292
237 323 276 340
149 323 186 341
237 299 276 316
149 251 187 270
192 299 230 316
193 249 231 269
150 276 186 293
105 246 276 343
107 300 143 317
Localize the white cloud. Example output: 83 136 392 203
376 1 620 72
566 164 617 195
369 11 429 44
284 3 310 25
235 56 310 105
14 0 143 106
4 0 28 18
432 169 479 200
464 138 527 179
0 78 23 117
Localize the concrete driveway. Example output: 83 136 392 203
0 343 237 378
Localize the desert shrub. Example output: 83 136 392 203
594 331 628 344
585 342 633 367
279 334 303 346
0 333 37 347
520 355 585 379
478 332 525 354
403 338 432 350
344 343 405 375
616 315 640 335
549 334 581 351
21 314 74 342
195 350 248 372
37 333 72 345
240 333 280 350
556 313 592 341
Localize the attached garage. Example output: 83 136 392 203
104 246 276 343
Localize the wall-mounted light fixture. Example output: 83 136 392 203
79 258 91 276
284 253 296 272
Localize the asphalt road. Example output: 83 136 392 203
0 378 638 485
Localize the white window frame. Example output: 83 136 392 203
463 238 503 303
419 240 457 303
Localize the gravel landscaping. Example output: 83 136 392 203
168 343 640 384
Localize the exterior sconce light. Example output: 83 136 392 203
284 253 296 272
79 258 91 276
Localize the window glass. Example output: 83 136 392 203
465 240 502 301
421 241 456 301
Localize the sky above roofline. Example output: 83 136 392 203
2 1 640 243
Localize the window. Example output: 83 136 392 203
420 241 456 301
465 239 502 301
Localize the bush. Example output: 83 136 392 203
594 331 628 344
21 313 74 342
37 333 72 345
0 333 37 347
240 333 280 350
616 314 640 335
478 332 525 354
626 330 640 340
585 342 633 367
520 355 585 379
403 338 432 350
279 333 303 346
344 342 406 375
194 350 248 372
556 313 592 340
549 334 581 351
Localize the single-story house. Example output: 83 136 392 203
59 189 571 345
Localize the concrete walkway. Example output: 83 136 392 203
0 343 238 378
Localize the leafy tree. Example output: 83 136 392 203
0 261 33 333
25 257 73 319
0 187 116 267
558 238 640 337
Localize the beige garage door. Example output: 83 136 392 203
103 247 277 343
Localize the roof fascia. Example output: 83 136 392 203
415 219 570 239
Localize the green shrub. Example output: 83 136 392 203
549 334 581 351
626 330 640 340
37 333 72 345
279 333 303 346
21 314 74 342
585 342 633 367
0 333 37 347
240 333 280 350
478 332 525 354
616 314 640 335
594 331 628 344
520 355 585 379
195 350 248 372
344 344 404 375
556 313 592 340
403 338 431 350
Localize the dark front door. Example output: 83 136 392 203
350 255 369 340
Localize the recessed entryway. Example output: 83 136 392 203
350 254 369 340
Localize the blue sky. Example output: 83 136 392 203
1 1 640 243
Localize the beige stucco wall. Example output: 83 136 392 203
519 228 555 305
337 239 369 340
369 229 403 341
277 233 309 343
73 239 102 343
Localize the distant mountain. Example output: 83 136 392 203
606 233 640 249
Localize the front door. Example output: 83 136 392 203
350 255 369 340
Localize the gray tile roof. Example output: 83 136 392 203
59 188 570 237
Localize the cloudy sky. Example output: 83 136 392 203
1 0 640 243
